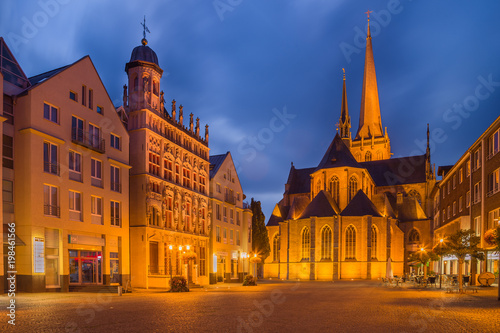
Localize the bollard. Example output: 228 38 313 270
118 286 122 296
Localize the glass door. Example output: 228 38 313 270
69 250 102 284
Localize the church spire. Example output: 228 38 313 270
338 68 351 140
355 11 383 140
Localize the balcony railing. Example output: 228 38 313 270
111 182 122 193
71 127 105 153
44 204 60 217
487 184 499 197
44 162 60 176
224 194 236 205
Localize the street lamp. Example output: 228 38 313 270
439 238 444 289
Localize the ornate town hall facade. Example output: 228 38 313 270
125 34 211 288
264 17 436 280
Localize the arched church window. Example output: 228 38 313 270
153 80 159 96
329 176 340 204
348 176 358 202
408 189 422 206
273 234 280 262
371 225 378 259
365 151 372 161
143 76 150 92
133 76 138 92
301 227 310 260
345 225 356 260
321 226 332 260
408 229 420 243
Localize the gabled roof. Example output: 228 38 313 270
28 64 71 87
267 214 283 227
287 195 310 220
340 190 381 217
209 152 228 179
286 166 315 195
315 133 362 171
299 190 339 219
361 154 427 186
0 37 31 90
397 197 428 221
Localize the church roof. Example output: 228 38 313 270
209 153 228 179
340 190 382 217
130 44 159 66
286 166 315 195
299 190 339 219
397 197 428 221
267 214 283 227
361 154 427 186
287 195 310 220
315 133 362 171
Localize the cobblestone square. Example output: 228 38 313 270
2 280 500 332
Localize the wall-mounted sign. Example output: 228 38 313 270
34 237 44 273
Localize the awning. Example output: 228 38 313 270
3 224 26 246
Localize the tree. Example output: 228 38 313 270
484 225 500 301
408 249 439 279
440 229 485 293
250 198 270 262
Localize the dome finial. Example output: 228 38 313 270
141 15 150 45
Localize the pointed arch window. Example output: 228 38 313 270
371 225 378 259
273 234 280 262
329 176 340 204
365 151 372 161
408 189 422 206
321 226 332 260
133 76 138 92
348 176 358 202
345 225 356 260
408 229 420 244
301 228 310 260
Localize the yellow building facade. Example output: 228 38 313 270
208 152 252 283
2 39 131 292
125 37 211 288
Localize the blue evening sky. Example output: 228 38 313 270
1 0 499 219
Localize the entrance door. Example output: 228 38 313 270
81 259 96 283
69 250 102 285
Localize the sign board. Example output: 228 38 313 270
34 237 44 273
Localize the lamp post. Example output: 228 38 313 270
439 238 443 289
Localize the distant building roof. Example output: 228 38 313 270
341 190 382 217
286 166 315 195
437 165 454 178
315 133 362 171
209 153 229 179
361 155 427 186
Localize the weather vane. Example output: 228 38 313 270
365 10 373 20
141 15 150 41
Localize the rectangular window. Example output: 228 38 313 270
44 184 59 217
199 176 206 194
69 151 82 182
69 90 77 102
89 124 101 149
474 216 481 237
466 160 471 177
487 168 500 197
216 226 221 242
230 229 234 245
82 85 86 106
216 204 221 220
71 116 84 143
473 181 481 204
164 160 172 181
442 188 445 199
453 175 456 189
447 182 450 194
199 247 206 276
91 159 103 187
442 209 446 222
488 209 500 230
488 129 499 158
111 201 120 227
459 168 463 184
473 149 481 171
183 169 191 188
466 191 471 208
3 180 14 215
236 211 240 226
3 94 14 124
223 206 227 222
459 196 463 212
453 201 456 216
69 190 82 221
149 152 160 176
43 102 58 123
230 209 234 224
110 133 120 150
91 196 103 225
175 164 180 184
2 135 13 169
236 230 240 246
88 89 93 110
216 183 221 193
43 142 59 175
110 165 121 193
97 105 103 115
223 228 227 244
447 206 450 219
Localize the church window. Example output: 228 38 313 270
348 176 358 202
273 234 280 262
408 229 420 243
133 76 138 92
408 190 422 206
316 179 321 195
153 80 159 96
321 226 332 260
365 151 372 161
329 176 340 204
371 225 378 260
345 225 356 260
301 228 310 261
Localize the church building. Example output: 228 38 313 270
264 15 436 280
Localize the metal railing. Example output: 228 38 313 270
44 204 60 217
71 127 105 153
111 182 122 193
43 162 60 176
